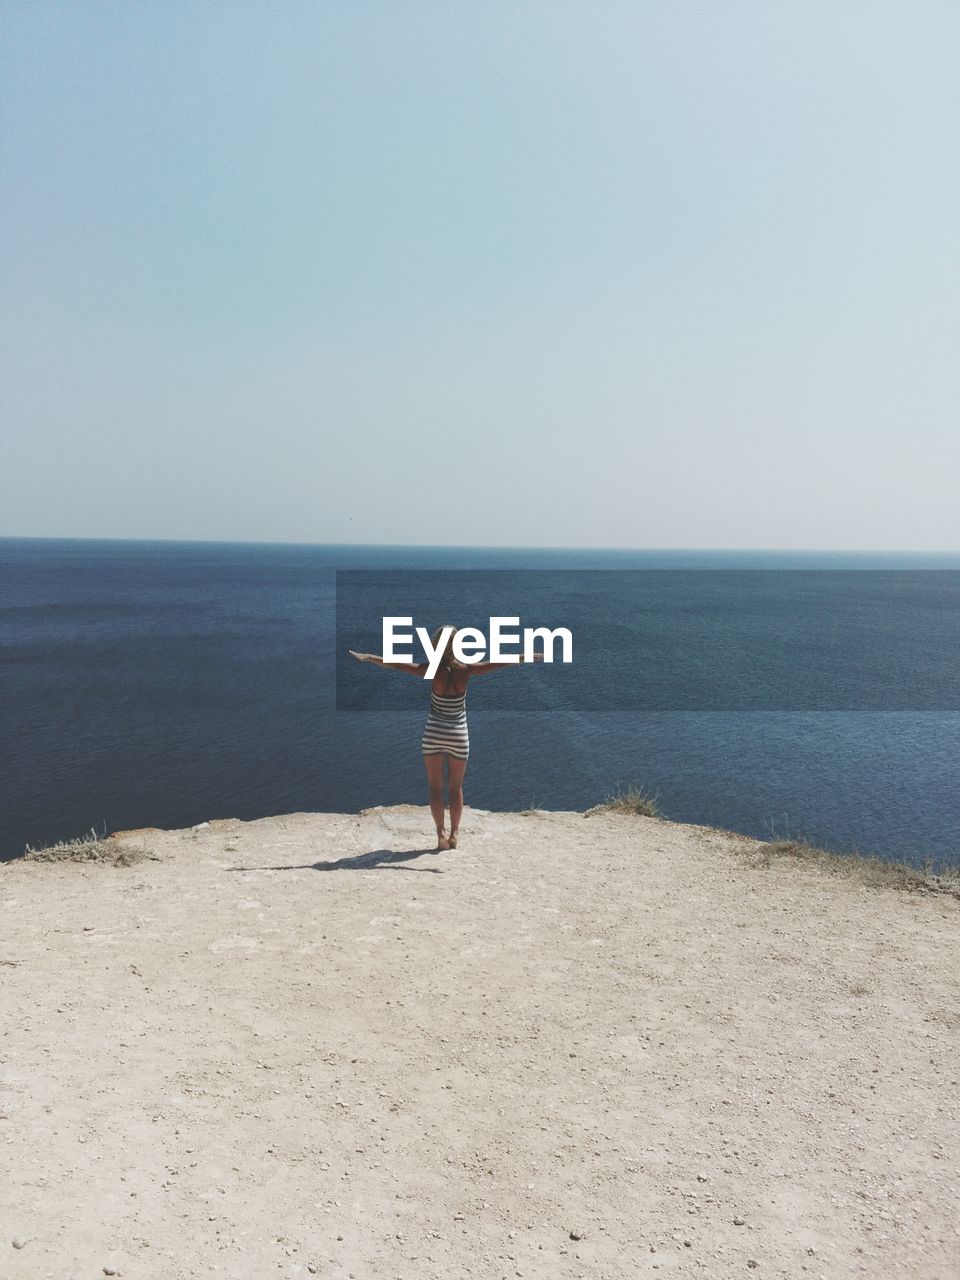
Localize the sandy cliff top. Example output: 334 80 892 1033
1 806 958 1279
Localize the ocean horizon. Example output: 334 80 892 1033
5 534 960 564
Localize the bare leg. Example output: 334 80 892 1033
446 756 467 847
423 754 449 848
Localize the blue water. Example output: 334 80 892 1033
1 537 958 868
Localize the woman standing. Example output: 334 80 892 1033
349 625 542 849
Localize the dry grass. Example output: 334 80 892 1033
587 796 959 900
736 836 960 899
587 785 661 819
516 794 546 816
22 828 150 868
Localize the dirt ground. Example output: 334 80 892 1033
1 805 958 1279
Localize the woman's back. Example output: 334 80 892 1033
433 664 469 699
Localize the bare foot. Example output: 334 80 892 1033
448 830 459 849
436 832 450 850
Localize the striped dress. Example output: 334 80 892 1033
420 685 470 760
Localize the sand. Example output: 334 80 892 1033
1 806 958 1280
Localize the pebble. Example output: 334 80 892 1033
747 1261 759 1270
733 1216 746 1226
12 1238 26 1250
569 1229 585 1241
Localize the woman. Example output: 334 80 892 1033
349 626 543 850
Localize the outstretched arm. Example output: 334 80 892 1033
467 652 545 676
348 650 427 677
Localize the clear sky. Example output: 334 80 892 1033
1 1 957 549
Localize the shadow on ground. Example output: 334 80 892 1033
228 847 444 873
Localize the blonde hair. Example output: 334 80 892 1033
430 624 459 669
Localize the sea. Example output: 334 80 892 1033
2 537 958 869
